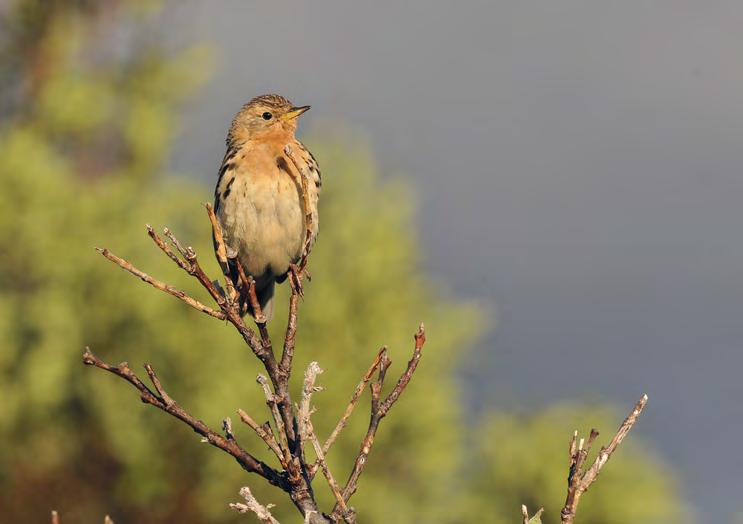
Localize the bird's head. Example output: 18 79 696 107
228 94 310 145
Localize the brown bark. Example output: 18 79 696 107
87 207 427 523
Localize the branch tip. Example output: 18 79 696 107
560 394 649 523
82 346 95 364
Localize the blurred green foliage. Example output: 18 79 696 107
0 1 689 523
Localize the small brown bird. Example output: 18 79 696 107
214 94 320 320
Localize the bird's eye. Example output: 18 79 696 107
262 112 273 120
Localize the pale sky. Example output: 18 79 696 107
166 2 743 520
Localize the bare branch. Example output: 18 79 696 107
146 225 191 272
309 346 386 479
279 290 300 379
163 227 190 260
205 203 238 302
379 323 426 416
157 227 231 307
230 486 281 524
122 223 278 390
257 374 292 467
560 394 649 524
331 325 427 520
82 347 287 491
298 363 351 521
95 247 226 320
238 408 285 467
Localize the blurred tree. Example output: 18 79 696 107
457 405 689 524
0 1 690 523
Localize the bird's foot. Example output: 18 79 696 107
288 263 305 298
237 288 251 317
243 276 267 324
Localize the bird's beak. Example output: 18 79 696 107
281 105 311 120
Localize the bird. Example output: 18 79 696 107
213 94 321 321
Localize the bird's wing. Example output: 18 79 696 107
213 145 240 286
214 145 239 214
292 140 321 268
296 140 322 192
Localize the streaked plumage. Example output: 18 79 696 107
214 94 320 320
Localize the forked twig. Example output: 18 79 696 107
229 486 280 524
309 347 386 479
81 347 287 490
257 374 292 467
330 325 427 521
298 363 351 521
559 394 649 524
237 408 285 467
95 247 225 320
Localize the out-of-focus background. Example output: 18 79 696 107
2 0 741 522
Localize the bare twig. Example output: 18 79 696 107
206 202 238 302
235 258 266 323
298 363 351 521
237 408 285 467
82 347 287 490
111 217 279 386
163 227 189 259
95 247 226 320
257 374 292 467
279 290 300 379
158 226 228 310
560 394 649 524
309 346 386 479
378 323 426 417
147 225 191 272
230 486 280 524
223 417 236 442
331 324 427 520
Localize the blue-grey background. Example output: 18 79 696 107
167 2 743 520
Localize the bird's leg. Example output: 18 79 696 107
288 263 304 298
235 258 267 323
237 286 251 318
245 276 266 324
220 247 248 316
